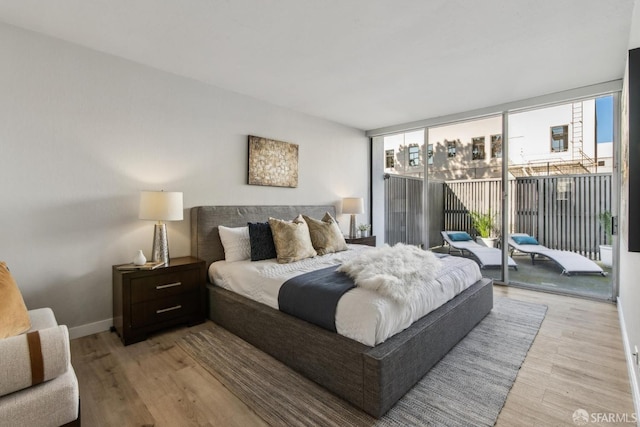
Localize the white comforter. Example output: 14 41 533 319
209 245 482 346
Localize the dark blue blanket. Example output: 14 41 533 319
277 265 354 332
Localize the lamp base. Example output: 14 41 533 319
151 223 170 265
349 214 357 239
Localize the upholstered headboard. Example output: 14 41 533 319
190 205 336 272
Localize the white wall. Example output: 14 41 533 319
509 105 570 162
0 23 369 336
620 0 640 413
509 101 598 162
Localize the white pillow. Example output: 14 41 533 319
218 226 251 262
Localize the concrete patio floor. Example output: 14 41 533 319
432 245 613 300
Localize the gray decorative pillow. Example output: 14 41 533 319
303 212 348 255
268 215 317 263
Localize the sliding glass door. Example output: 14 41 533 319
426 116 506 282
505 96 615 299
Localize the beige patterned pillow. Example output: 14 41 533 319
303 212 348 255
268 215 317 263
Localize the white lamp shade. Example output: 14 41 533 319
139 191 184 221
342 197 364 214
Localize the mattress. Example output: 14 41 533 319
209 245 482 346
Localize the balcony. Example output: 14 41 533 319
384 173 613 299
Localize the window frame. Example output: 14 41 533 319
408 144 420 167
491 134 502 158
446 140 456 158
471 137 486 160
385 149 395 168
550 125 569 153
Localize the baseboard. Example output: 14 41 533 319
617 297 640 420
68 318 113 340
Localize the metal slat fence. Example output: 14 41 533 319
384 173 611 260
443 179 512 236
512 174 611 258
384 174 443 248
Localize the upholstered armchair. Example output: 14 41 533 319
0 263 80 427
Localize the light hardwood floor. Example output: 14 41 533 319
71 286 635 426
494 286 635 426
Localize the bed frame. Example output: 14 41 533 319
191 205 493 418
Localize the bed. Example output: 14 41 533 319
191 205 494 418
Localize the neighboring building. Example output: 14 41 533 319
384 98 614 180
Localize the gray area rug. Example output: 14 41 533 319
178 297 547 426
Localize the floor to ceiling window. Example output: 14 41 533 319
382 130 425 247
374 92 618 300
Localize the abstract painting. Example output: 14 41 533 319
248 135 299 188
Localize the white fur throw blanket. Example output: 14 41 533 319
337 243 442 303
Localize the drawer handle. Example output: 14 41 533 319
156 281 182 290
156 305 182 314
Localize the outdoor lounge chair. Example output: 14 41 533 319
508 233 605 276
441 231 518 270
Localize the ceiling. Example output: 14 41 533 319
0 1 635 131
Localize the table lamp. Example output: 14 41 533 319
139 190 183 265
342 197 364 239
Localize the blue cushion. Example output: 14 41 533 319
512 235 539 245
248 222 277 261
448 232 473 242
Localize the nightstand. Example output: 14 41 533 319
112 256 206 345
345 235 376 247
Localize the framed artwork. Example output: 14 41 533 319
248 135 299 188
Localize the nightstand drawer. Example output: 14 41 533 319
113 256 206 345
130 269 201 303
131 292 198 327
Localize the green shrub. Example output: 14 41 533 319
469 210 494 238
599 210 612 245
